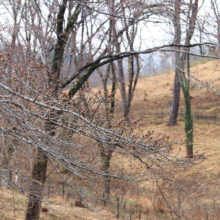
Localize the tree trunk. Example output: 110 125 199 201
25 120 55 220
168 63 181 125
183 49 193 158
180 0 199 156
127 54 140 112
110 63 116 115
100 148 113 206
168 0 198 126
99 62 117 206
183 86 193 158
168 52 185 126
25 148 48 220
168 0 181 126
116 48 127 117
25 1 75 218
112 18 127 117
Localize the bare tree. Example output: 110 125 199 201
168 0 199 130
168 0 182 126
25 1 81 219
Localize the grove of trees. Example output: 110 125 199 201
0 0 220 219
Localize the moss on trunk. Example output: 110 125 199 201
183 85 193 158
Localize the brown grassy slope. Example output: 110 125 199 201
130 59 220 114
128 59 220 178
0 188 118 220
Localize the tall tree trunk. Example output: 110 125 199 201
168 0 198 126
101 64 117 204
100 148 113 206
127 54 140 115
112 9 127 117
98 62 117 205
168 58 183 125
168 74 180 125
26 119 56 220
182 49 193 158
26 44 64 218
168 0 181 126
181 0 199 156
25 1 81 219
183 86 193 158
127 55 134 117
110 63 116 115
115 43 127 117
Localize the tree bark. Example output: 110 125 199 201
168 72 180 125
25 147 48 220
168 0 181 126
110 63 116 114
97 60 117 205
183 87 193 158
168 59 183 125
100 148 113 206
181 48 193 158
26 118 56 220
115 42 128 117
181 0 199 157
127 54 140 115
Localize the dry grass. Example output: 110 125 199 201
0 188 118 220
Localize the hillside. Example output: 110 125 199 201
1 59 220 220
131 59 220 164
